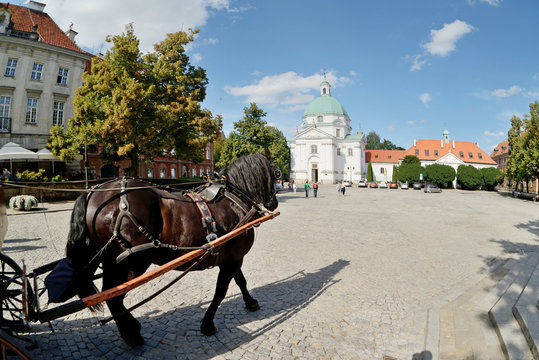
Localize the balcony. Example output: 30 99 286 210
0 117 11 133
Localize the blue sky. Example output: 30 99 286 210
15 0 539 153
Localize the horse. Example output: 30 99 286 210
64 153 280 346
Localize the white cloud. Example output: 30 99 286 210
410 55 427 72
224 71 353 112
407 120 416 125
349 70 358 77
483 130 504 137
192 53 203 63
43 0 241 54
527 91 539 98
419 93 431 106
491 85 522 98
533 73 539 81
478 0 503 6
422 20 475 57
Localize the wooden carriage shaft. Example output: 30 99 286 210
37 211 279 323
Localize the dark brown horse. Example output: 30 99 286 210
65 153 279 346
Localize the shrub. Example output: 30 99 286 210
424 164 456 187
9 195 38 211
50 174 68 182
480 167 503 191
367 162 373 182
398 164 423 184
457 165 481 190
16 169 48 182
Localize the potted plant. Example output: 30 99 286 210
9 195 39 211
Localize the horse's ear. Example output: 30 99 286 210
264 148 272 161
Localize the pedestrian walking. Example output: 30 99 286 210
341 181 346 196
313 182 319 197
337 182 342 196
292 182 297 193
304 181 310 197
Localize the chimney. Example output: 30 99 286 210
65 23 78 41
414 139 416 147
440 139 443 148
452 140 455 149
25 1 46 12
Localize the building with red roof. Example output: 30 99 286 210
0 1 91 175
365 149 405 182
490 139 509 171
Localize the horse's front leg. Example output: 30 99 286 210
200 262 238 335
234 270 259 311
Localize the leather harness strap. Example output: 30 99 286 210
184 192 218 234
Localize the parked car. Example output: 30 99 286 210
357 179 368 188
389 182 398 189
343 180 352 187
400 182 409 190
413 182 422 190
424 183 442 193
369 182 378 188
379 181 388 188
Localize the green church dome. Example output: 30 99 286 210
303 95 348 117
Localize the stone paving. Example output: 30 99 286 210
2 185 538 359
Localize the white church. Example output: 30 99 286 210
289 78 366 184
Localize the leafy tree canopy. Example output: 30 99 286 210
457 165 482 190
424 164 456 187
401 155 421 166
216 103 289 176
397 164 423 184
48 24 222 176
480 167 503 191
365 131 404 150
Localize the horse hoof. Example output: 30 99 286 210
123 333 145 348
200 322 217 336
246 300 260 312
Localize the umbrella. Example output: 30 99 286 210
37 148 60 174
0 142 39 173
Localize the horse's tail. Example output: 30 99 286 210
65 193 101 310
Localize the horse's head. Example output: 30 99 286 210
222 153 280 211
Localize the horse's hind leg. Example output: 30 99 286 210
200 262 238 336
103 265 144 347
234 270 259 311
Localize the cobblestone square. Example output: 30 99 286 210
2 185 537 359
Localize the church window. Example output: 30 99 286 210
323 88 326 95
336 129 340 137
317 115 323 123
348 148 352 156
337 148 341 156
310 145 317 154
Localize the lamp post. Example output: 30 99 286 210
75 121 88 189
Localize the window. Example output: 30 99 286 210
205 145 210 160
310 145 317 154
459 151 464 158
380 168 385 174
337 148 341 156
182 166 187 177
4 58 17 77
415 149 419 156
0 96 10 132
468 152 473 159
159 168 166 179
147 167 154 178
323 88 326 95
434 150 438 157
53 101 64 126
478 153 483 159
317 115 323 123
25 98 38 124
336 129 340 137
171 167 176 179
57 67 69 84
31 63 43 80
425 150 430 156
348 148 353 156
192 168 196 177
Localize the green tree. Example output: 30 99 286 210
457 165 481 190
398 164 423 184
367 162 373 182
365 130 404 150
47 24 221 176
479 167 503 191
216 103 289 174
212 129 226 168
401 155 421 166
392 165 397 182
424 164 456 188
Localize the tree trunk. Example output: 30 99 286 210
130 151 139 178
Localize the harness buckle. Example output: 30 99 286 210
152 239 161 247
206 233 218 243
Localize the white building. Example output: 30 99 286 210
0 2 90 150
365 150 405 182
289 78 366 184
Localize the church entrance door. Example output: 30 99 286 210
311 168 318 182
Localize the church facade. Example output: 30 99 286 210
289 79 366 184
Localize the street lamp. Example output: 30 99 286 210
74 121 88 189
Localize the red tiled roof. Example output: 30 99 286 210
490 139 509 159
365 150 405 164
403 139 496 165
0 3 87 55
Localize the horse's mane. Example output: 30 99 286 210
221 153 273 205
